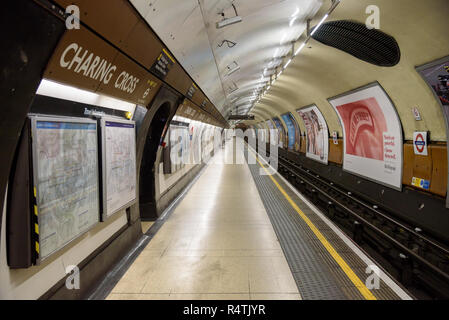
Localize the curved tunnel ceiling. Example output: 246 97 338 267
130 0 324 118
247 0 449 142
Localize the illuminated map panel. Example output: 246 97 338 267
31 116 100 261
101 119 137 219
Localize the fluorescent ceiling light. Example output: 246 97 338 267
310 14 329 36
226 65 240 76
216 16 243 29
291 7 300 17
295 42 306 56
289 17 298 27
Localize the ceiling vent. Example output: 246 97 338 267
311 20 400 67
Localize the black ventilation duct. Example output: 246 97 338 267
311 20 401 67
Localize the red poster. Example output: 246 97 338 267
336 97 387 161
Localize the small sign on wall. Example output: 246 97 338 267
412 177 430 190
413 131 428 156
412 107 422 121
332 131 338 145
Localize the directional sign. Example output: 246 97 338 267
413 131 428 156
228 115 255 120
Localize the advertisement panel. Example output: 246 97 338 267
281 113 301 152
417 57 449 206
328 83 403 190
297 105 329 164
273 117 287 148
266 120 277 145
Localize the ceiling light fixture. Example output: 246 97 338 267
226 65 240 76
294 42 306 56
310 14 329 36
216 4 242 29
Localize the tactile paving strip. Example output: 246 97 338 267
245 151 402 300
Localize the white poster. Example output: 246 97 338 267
32 117 100 260
328 83 403 190
102 119 137 219
297 105 329 164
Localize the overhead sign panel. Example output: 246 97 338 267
329 83 403 190
150 49 175 80
101 119 137 219
228 115 255 120
30 116 100 261
297 105 329 164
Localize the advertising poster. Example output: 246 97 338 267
328 83 403 190
417 57 449 206
281 113 301 152
266 120 277 145
417 57 449 108
297 105 329 164
273 117 287 148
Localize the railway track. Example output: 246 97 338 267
261 148 449 299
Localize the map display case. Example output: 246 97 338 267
100 118 137 220
30 116 100 262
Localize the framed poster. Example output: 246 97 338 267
281 112 301 152
297 105 329 164
266 119 277 145
30 116 100 262
273 117 287 148
328 83 403 190
416 56 449 206
101 118 137 220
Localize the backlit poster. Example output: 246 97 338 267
266 120 277 145
416 57 449 206
328 83 403 190
281 113 301 152
273 117 286 148
297 105 329 164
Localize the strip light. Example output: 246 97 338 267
310 13 329 36
294 42 306 56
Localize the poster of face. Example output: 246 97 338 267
273 117 287 148
297 105 329 164
281 113 301 152
328 83 403 190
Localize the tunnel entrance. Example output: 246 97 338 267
139 103 171 221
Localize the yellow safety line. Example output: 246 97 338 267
249 149 377 300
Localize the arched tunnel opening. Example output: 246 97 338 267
139 103 171 221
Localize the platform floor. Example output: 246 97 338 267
107 140 411 300
108 142 300 300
